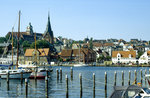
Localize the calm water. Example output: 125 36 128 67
0 66 150 98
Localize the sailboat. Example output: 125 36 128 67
18 30 52 78
0 11 31 79
0 31 14 67
73 45 88 67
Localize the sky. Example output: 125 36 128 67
0 0 150 41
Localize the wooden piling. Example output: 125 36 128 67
140 70 142 86
114 71 117 86
71 67 73 80
34 68 37 80
145 70 147 86
79 73 82 98
45 76 48 98
21 71 23 84
66 75 68 98
134 70 137 84
56 69 59 80
25 78 28 97
105 72 107 98
128 71 131 85
93 73 95 98
60 68 62 81
7 72 9 90
122 71 124 86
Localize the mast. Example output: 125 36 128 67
16 11 21 68
12 27 14 64
34 32 37 64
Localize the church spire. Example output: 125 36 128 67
43 12 54 44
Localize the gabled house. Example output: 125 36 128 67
24 48 51 65
139 51 150 64
112 51 137 64
60 48 96 63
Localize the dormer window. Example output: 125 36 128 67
117 53 121 58
129 54 132 58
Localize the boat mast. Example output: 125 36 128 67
12 27 14 64
16 11 21 69
34 32 37 65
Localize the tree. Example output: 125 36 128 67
0 48 3 54
89 37 93 49
0 37 7 43
138 51 144 58
22 41 30 52
30 40 50 48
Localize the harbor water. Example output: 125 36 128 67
0 66 149 98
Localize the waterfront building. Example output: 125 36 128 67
138 51 150 64
112 51 137 64
24 48 51 65
60 48 96 63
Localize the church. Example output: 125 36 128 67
6 14 54 44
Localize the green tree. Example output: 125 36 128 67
105 56 111 61
0 48 3 54
89 37 93 49
30 40 50 48
138 51 144 58
0 37 7 43
22 41 30 52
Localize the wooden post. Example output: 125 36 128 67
105 72 107 98
114 71 117 86
93 73 95 98
71 67 73 80
66 75 68 98
140 70 142 86
56 69 59 80
145 70 147 86
122 71 124 86
21 71 23 84
134 70 137 84
149 69 150 80
79 73 82 98
34 68 37 80
60 68 62 81
45 76 48 98
128 71 131 85
25 78 28 97
7 72 9 90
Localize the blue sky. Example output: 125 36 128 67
0 0 150 41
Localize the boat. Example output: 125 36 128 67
0 11 31 79
0 69 31 79
73 63 88 67
19 28 52 79
110 85 150 98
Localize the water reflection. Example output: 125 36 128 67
0 67 149 98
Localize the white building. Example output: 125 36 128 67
112 51 137 64
138 51 150 64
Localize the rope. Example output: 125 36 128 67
82 77 114 86
28 84 45 95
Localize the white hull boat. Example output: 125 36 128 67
73 63 88 67
0 69 31 79
29 67 50 79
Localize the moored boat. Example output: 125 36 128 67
73 63 88 67
0 69 31 79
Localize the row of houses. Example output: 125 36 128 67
111 50 150 65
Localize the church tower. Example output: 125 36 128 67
43 13 54 44
26 22 34 36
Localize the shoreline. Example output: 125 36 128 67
51 64 150 67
